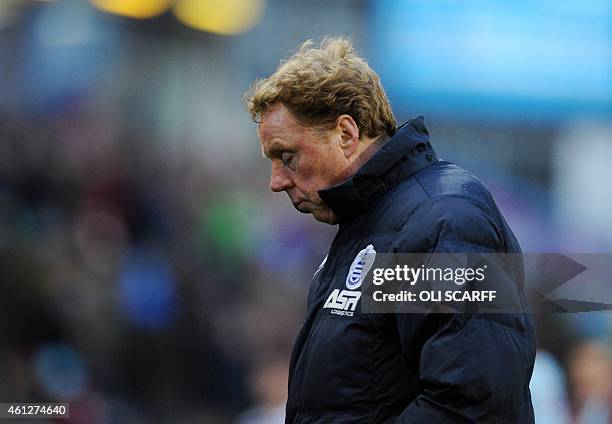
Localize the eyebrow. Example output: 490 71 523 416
261 139 288 159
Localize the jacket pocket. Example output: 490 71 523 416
299 315 379 415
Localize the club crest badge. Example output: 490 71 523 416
345 244 376 290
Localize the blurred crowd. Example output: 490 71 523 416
0 105 334 422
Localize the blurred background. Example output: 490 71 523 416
0 0 610 423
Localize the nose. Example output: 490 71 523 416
269 162 293 192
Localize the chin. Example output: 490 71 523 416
294 202 311 213
312 209 339 225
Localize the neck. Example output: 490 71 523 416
346 135 388 176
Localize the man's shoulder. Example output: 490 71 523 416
412 160 494 206
371 161 511 251
349 160 512 248
378 160 497 223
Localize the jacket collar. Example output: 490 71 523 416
318 115 438 222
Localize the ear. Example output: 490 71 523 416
336 114 360 159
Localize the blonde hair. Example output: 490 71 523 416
242 37 396 139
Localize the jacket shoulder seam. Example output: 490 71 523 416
399 193 492 231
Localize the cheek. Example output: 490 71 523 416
314 153 343 185
293 167 323 199
295 146 342 197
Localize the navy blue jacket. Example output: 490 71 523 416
285 116 536 423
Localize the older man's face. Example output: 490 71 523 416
258 103 348 224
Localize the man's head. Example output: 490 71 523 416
243 37 396 224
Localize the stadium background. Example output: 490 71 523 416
0 0 610 422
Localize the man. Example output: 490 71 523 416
243 37 536 423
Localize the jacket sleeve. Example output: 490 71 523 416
392 196 536 423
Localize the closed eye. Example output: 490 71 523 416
281 151 295 168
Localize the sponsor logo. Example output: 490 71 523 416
323 289 361 317
346 244 376 290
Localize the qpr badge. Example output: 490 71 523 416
345 244 376 290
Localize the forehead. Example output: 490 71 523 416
258 104 311 157
257 103 302 141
